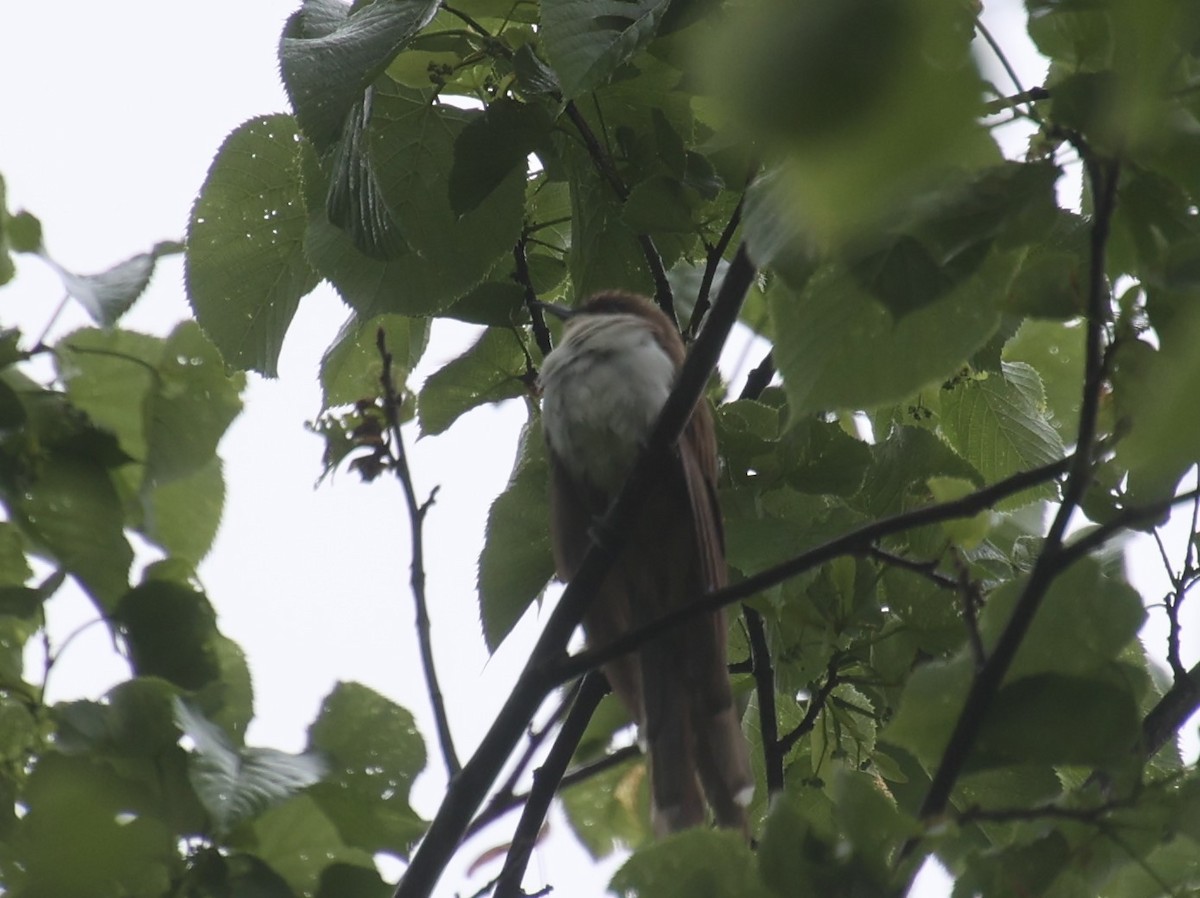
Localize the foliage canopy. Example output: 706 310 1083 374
1 0 1200 896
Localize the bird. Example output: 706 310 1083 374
536 290 753 836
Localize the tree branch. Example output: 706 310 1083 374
553 456 1071 686
493 673 609 898
742 605 782 795
377 330 461 780
910 151 1120 839
739 352 775 402
392 245 758 898
562 100 676 327
513 237 553 358
779 654 841 755
688 197 744 339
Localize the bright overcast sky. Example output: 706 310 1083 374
1 4 1194 898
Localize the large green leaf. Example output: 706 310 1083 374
305 82 525 317
12 753 177 898
250 795 376 896
449 98 551 216
881 653 973 770
416 326 527 436
477 415 554 651
143 457 225 563
319 312 429 411
612 828 771 898
540 0 672 99
280 0 440 151
1002 318 1086 436
770 254 1007 417
939 361 1066 507
307 681 427 857
186 114 320 376
175 699 327 837
561 756 650 859
114 581 221 690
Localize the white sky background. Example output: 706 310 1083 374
0 3 1195 898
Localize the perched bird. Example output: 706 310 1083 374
537 290 753 835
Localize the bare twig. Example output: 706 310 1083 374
377 330 461 780
975 19 1044 124
779 655 841 755
493 673 609 898
867 546 958 591
513 237 553 358
393 245 758 898
688 198 745 339
742 605 782 794
738 352 775 402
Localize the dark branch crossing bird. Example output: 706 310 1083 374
537 291 753 836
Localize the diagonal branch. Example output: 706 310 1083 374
377 330 461 780
392 245 758 898
910 150 1120 838
741 605 782 794
553 455 1071 685
493 673 610 898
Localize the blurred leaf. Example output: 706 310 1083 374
42 241 182 328
477 415 554 650
770 254 1008 417
882 654 973 770
8 211 43 254
981 558 1146 681
186 114 320 376
541 0 672 99
280 0 440 151
10 455 132 611
143 456 225 563
612 828 770 898
175 698 326 836
562 756 651 859
249 794 374 896
417 326 528 436
114 581 220 690
622 175 699 234
972 672 1141 769
0 523 32 587
939 361 1065 508
143 322 244 486
320 312 429 410
307 681 427 858
13 753 176 898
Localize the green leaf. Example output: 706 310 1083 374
143 322 244 486
622 175 699 234
477 415 555 650
14 753 176 898
443 280 528 326
981 558 1146 680
417 326 527 436
882 653 974 770
114 581 220 690
561 756 650 859
306 82 525 317
540 0 672 99
307 681 427 857
143 457 225 563
612 828 771 898
8 211 43 254
320 312 429 410
175 698 326 836
250 795 375 896
939 361 1065 507
770 256 1007 417
186 114 320 376
280 0 440 151
1002 318 1086 436
11 455 132 611
0 522 32 587
972 672 1141 768
449 98 549 216
43 241 182 328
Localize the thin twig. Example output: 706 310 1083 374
554 456 1072 686
513 237 553 358
466 744 642 840
867 546 958 591
738 352 775 402
907 149 1120 852
493 673 609 898
779 656 841 755
975 19 1043 124
377 330 461 780
688 197 745 339
742 605 782 794
393 245 758 898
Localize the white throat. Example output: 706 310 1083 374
539 313 677 493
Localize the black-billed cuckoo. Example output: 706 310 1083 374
537 290 753 835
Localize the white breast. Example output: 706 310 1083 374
539 314 677 493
